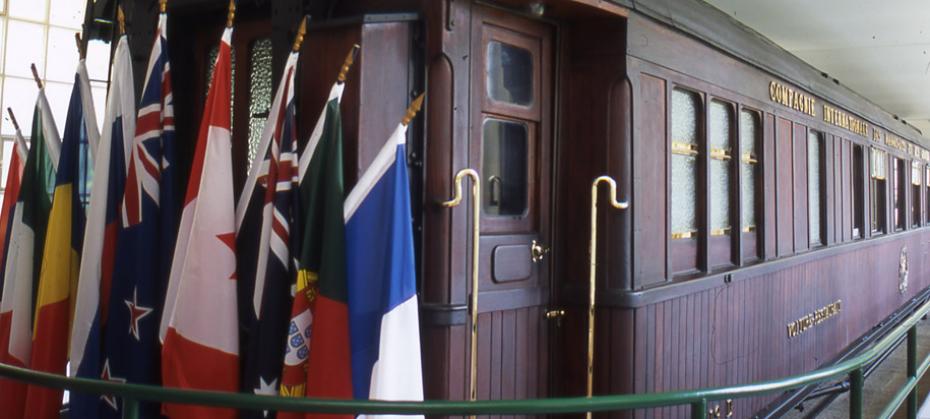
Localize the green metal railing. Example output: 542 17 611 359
2 297 930 419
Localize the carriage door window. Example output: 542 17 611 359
871 149 887 233
808 131 824 245
709 100 732 238
926 166 930 224
483 119 528 215
912 161 921 228
852 144 865 238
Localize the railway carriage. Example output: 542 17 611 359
84 0 930 417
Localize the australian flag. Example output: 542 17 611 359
236 51 300 418
98 12 178 418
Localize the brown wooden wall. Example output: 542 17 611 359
599 231 930 419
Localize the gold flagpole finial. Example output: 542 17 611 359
337 44 360 83
30 63 42 89
75 33 86 59
292 16 309 52
7 108 20 132
226 0 236 28
117 5 126 35
402 93 426 126
159 0 167 13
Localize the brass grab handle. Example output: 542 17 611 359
586 175 628 419
441 168 480 417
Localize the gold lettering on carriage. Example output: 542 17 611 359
786 300 842 338
823 104 869 137
769 80 816 117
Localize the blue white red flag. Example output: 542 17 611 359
68 34 135 419
345 117 424 418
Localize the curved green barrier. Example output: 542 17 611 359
1 296 929 419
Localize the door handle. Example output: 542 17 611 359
531 239 549 263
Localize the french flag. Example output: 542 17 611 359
345 107 424 417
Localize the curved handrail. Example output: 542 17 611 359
1 295 928 416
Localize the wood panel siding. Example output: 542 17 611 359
607 231 930 418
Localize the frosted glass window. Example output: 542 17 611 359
912 161 921 228
709 100 732 235
671 89 700 238
486 41 533 106
6 20 46 79
740 110 760 232
248 38 273 170
913 161 922 186
482 118 528 216
871 148 887 233
808 131 822 245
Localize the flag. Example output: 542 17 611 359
346 117 424 417
278 79 351 419
24 60 99 419
0 116 30 419
98 11 179 418
0 125 28 293
160 26 238 419
236 50 299 417
68 34 135 419
0 89 61 419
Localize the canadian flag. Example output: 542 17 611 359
159 26 238 419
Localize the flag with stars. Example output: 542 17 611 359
68 33 135 419
24 60 98 419
235 49 299 418
97 11 179 418
160 25 238 419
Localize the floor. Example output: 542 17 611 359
781 318 930 419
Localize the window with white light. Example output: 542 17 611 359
0 0 111 203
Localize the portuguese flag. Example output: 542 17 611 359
279 83 351 419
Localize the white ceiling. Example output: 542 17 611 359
703 0 930 138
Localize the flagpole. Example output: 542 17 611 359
30 63 42 89
117 5 125 36
337 45 360 84
226 0 236 28
74 33 85 60
6 108 19 132
292 16 308 52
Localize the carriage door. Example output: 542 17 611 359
470 5 554 399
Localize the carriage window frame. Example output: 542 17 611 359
923 163 930 225
739 108 762 262
708 99 734 239
852 144 865 239
808 130 825 246
911 160 921 228
670 87 703 242
894 157 906 231
870 148 888 235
